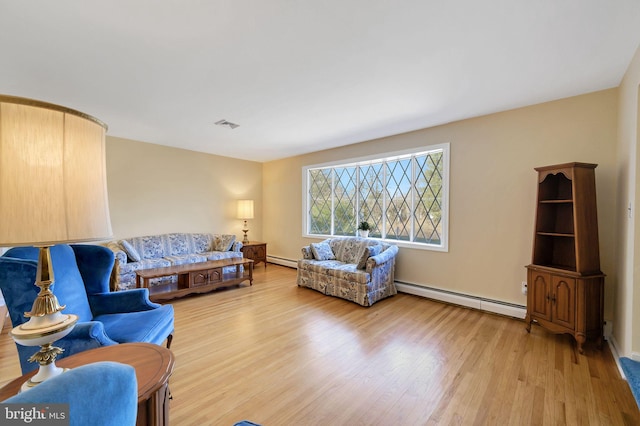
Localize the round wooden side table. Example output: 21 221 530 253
0 343 175 426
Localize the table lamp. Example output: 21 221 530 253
0 95 112 390
237 200 254 243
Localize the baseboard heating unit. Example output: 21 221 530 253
395 281 526 319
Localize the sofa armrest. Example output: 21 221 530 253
232 241 243 252
366 245 399 271
301 246 313 259
88 288 160 316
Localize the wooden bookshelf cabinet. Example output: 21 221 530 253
525 163 604 353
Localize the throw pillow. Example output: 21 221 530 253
213 235 236 251
357 244 383 269
121 240 141 262
310 242 336 260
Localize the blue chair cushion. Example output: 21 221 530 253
95 305 174 345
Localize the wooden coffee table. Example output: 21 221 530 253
0 343 175 426
136 258 254 302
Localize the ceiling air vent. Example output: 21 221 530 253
215 119 239 129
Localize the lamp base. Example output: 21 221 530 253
21 362 70 393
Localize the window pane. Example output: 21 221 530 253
308 168 332 234
304 144 448 251
414 152 443 244
333 167 357 235
385 158 412 241
358 163 384 237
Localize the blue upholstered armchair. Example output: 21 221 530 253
2 361 138 426
0 244 174 374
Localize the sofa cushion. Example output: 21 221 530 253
190 233 213 253
121 240 141 262
95 304 175 345
164 253 208 266
125 235 166 260
166 233 192 255
331 238 372 264
202 251 243 262
310 242 335 260
118 258 172 275
299 259 371 284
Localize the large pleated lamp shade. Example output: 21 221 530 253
0 95 112 390
0 95 112 245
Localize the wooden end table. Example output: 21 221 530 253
241 241 267 268
0 343 175 426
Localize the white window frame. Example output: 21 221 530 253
302 143 450 252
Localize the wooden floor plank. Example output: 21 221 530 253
0 264 638 425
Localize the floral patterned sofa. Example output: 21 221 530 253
106 233 243 291
297 237 399 306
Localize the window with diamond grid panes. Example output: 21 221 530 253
304 144 449 251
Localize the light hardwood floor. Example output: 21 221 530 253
1 264 638 425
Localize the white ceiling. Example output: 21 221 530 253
1 1 639 162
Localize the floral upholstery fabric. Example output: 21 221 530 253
301 246 313 260
106 233 243 291
310 241 335 260
164 253 208 266
330 237 381 264
212 234 235 251
297 237 398 306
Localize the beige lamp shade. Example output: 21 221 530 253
0 95 112 246
237 200 254 220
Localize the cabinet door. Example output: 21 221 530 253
190 271 208 287
207 268 222 283
255 244 266 260
189 268 223 287
551 275 576 330
528 270 551 321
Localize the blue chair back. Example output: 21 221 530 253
1 245 94 323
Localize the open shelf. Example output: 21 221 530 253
533 233 576 272
538 172 572 201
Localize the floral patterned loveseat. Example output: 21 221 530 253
106 233 243 291
297 237 399 306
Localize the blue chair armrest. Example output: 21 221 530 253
16 322 117 374
4 361 138 426
63 322 118 346
88 288 160 316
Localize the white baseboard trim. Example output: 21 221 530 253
608 335 626 379
269 258 524 319
266 256 297 269
396 282 526 319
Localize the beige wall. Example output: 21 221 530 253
264 90 618 316
616 44 640 357
106 136 263 241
